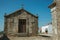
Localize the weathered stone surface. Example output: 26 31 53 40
49 0 60 40
8 36 52 40
4 9 38 37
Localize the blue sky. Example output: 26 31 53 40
0 0 53 31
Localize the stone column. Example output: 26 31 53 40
56 0 60 40
48 2 58 40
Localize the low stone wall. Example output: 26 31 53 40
9 36 53 40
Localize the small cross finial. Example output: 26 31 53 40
4 13 7 17
36 13 38 16
4 13 7 16
21 4 24 9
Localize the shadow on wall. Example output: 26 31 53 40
0 34 10 40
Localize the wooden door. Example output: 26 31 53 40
18 19 26 33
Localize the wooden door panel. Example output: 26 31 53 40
18 19 26 33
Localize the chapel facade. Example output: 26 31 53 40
4 8 38 37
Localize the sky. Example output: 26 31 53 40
0 0 53 31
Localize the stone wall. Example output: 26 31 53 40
55 0 60 40
8 36 53 40
4 9 38 36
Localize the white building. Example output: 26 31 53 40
40 23 53 34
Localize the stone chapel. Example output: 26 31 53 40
4 8 38 37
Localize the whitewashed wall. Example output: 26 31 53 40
40 24 53 34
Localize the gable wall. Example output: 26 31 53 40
4 11 38 36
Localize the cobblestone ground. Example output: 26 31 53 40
9 36 53 40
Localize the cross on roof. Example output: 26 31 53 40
21 4 24 9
